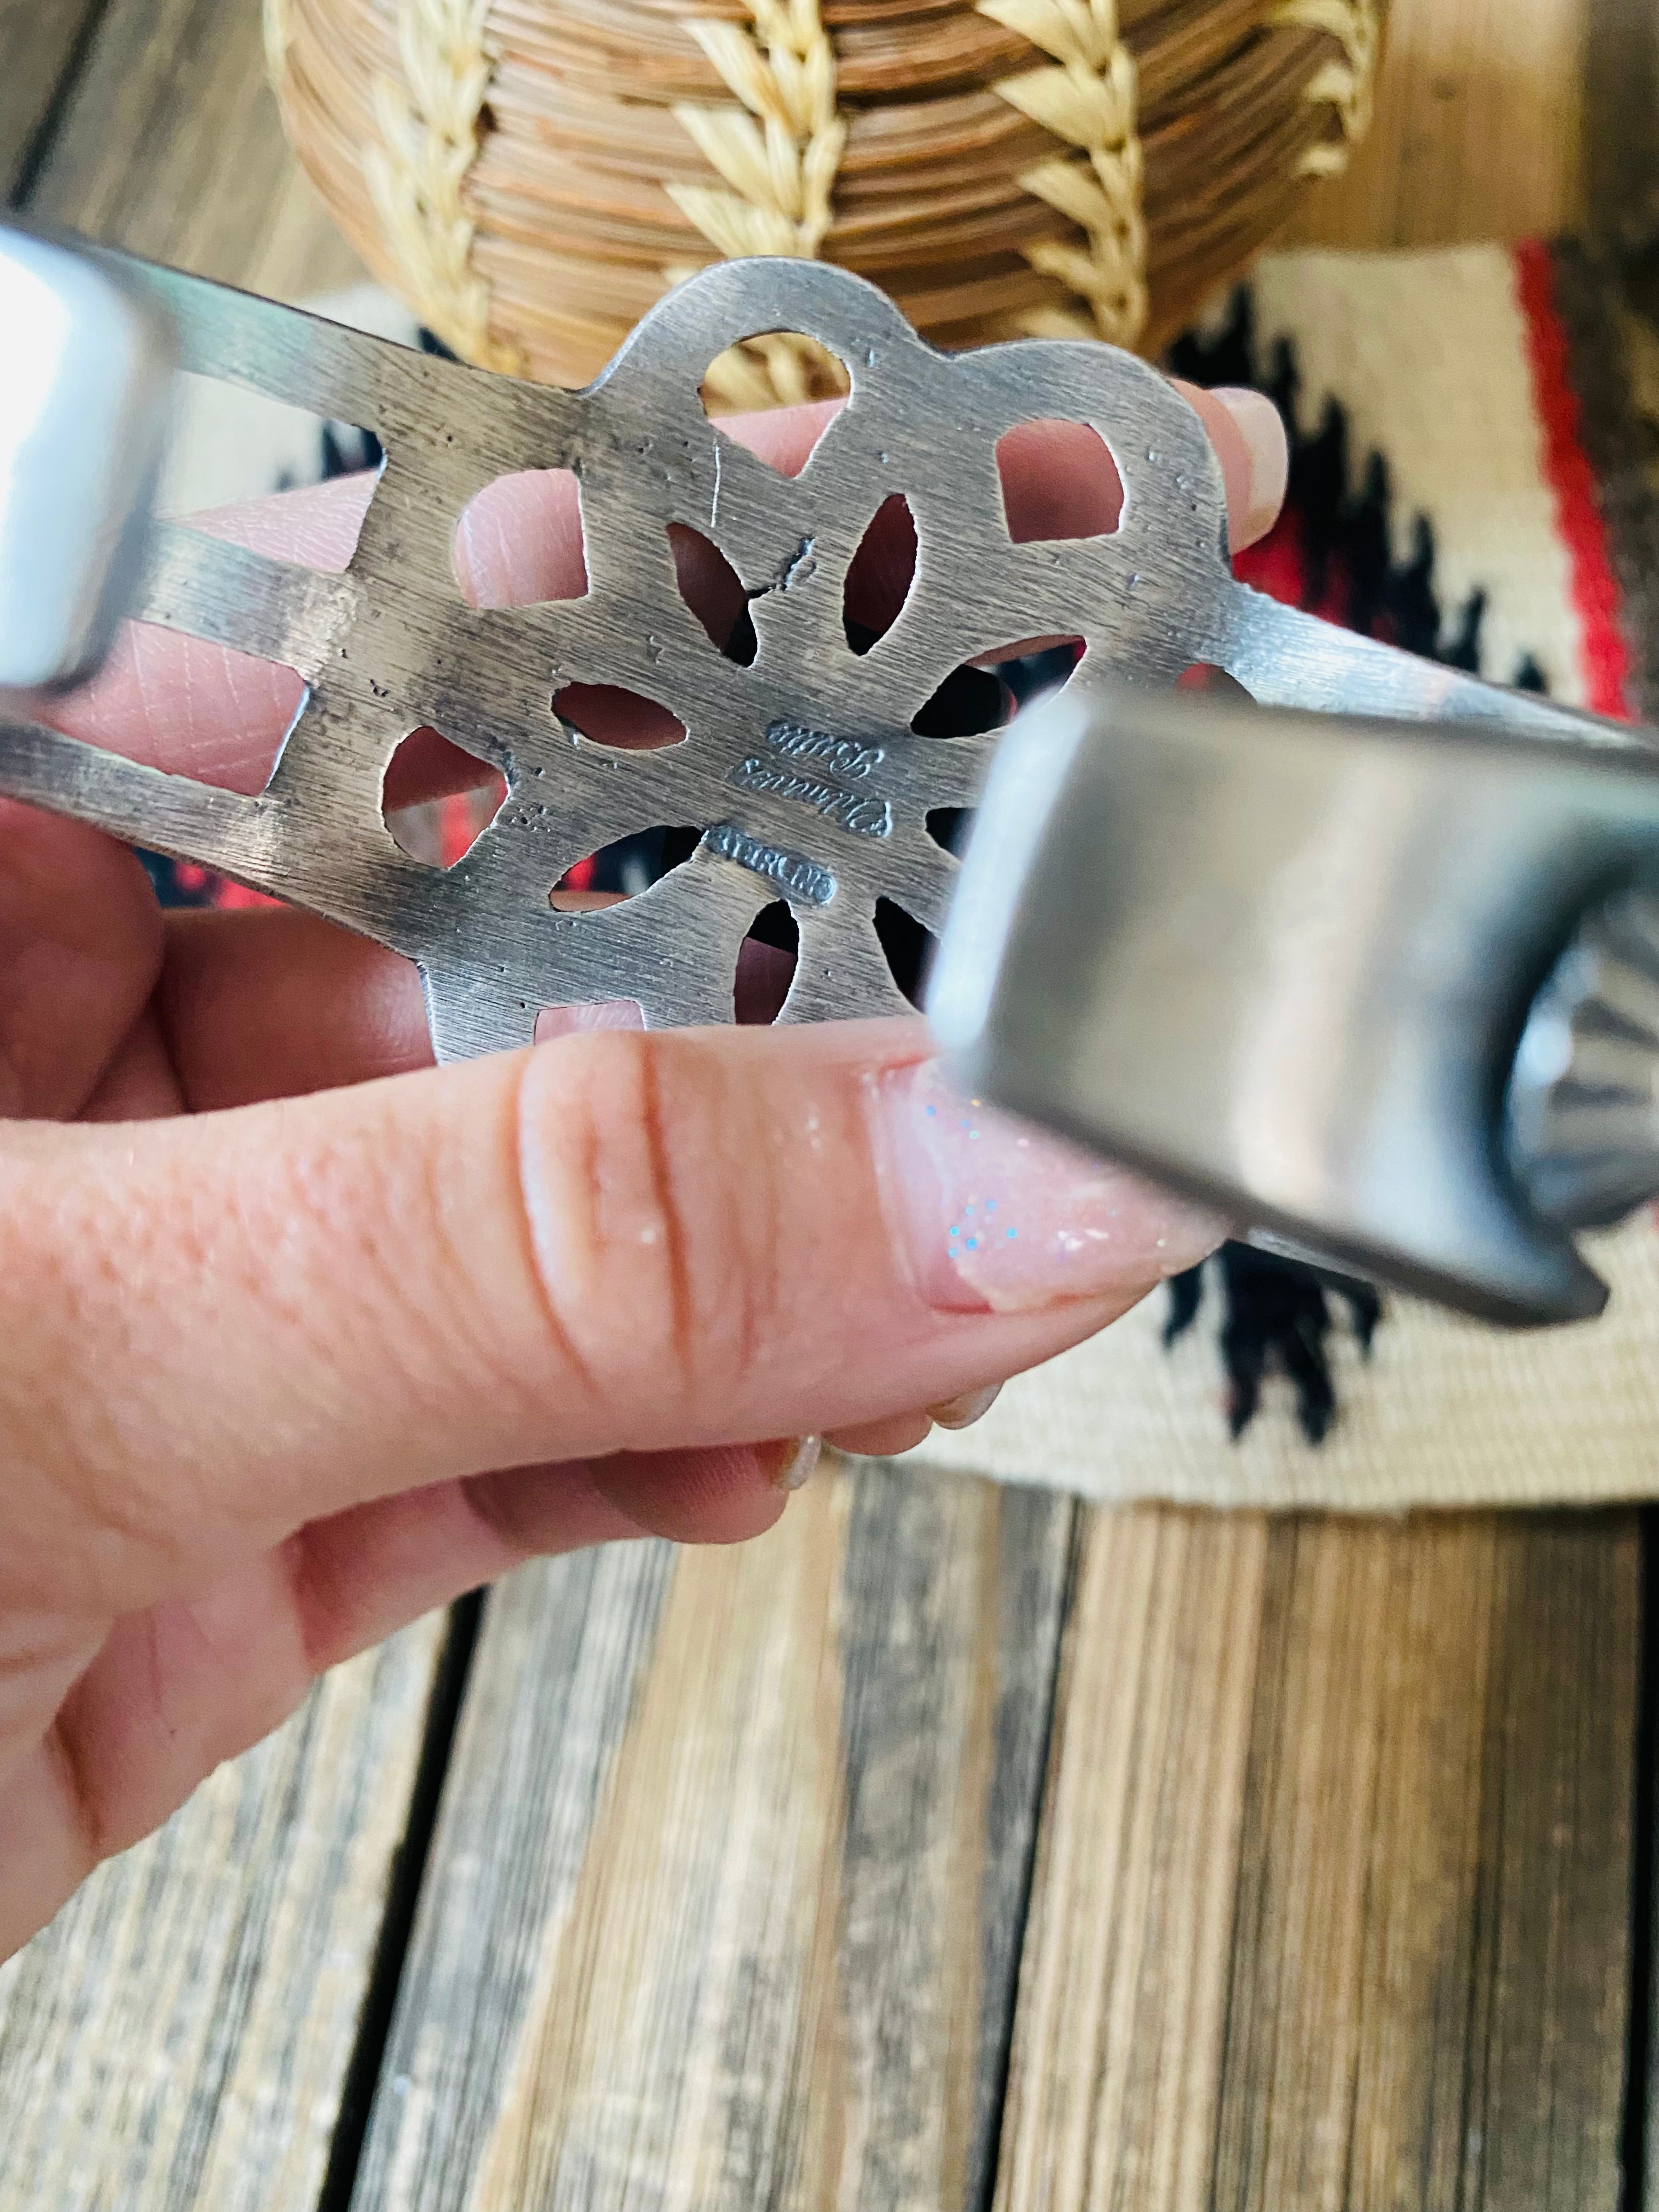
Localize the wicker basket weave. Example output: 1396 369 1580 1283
266 0 1384 400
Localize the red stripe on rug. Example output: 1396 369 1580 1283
1514 238 1634 719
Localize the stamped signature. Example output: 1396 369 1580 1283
727 718 894 839
702 822 838 905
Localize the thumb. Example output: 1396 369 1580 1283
7 1019 1214 1618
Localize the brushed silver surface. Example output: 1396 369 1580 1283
930 687 1659 1325
0 235 1632 1063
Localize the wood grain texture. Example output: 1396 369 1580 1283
1283 0 1589 250
0 0 106 202
996 1510 1639 2212
992 1509 1268 2212
349 1460 1073 2212
0 1618 446 2212
1584 0 1659 245
18 0 362 300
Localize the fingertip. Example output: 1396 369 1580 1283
463 1458 644 1556
928 1382 1002 1431
1186 382 1288 552
765 1436 821 1492
825 1410 934 1458
590 1442 791 1545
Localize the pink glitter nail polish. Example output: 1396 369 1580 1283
875 1059 1222 1313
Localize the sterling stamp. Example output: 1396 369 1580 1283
701 822 836 905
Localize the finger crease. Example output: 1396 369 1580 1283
150 961 197 1109
639 1044 697 1392
44 1708 106 1876
509 1049 602 1408
280 1526 336 1677
459 1467 545 1560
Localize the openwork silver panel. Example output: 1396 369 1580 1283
0 250 1621 1059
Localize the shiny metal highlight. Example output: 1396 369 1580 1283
932 687 1659 1325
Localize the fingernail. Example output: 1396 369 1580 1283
928 1383 1002 1431
533 998 645 1043
769 1435 822 1492
874 1059 1223 1314
1212 386 1288 543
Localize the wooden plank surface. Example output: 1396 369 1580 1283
995 1510 1640 2212
348 1462 1073 2212
1584 0 1659 245
0 1617 447 2212
989 1510 1268 2212
0 0 106 203
17 0 362 301
1282 0 1588 251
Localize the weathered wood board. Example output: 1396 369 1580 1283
0 1618 447 2212
0 0 105 202
995 1509 1640 2212
348 1462 1074 2212
17 0 362 300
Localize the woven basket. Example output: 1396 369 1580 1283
266 0 1385 402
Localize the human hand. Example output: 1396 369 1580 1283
0 381 1285 1957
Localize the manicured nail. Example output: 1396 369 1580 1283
1212 386 1288 544
770 1436 821 1492
928 1383 1002 1431
533 998 645 1045
874 1060 1223 1314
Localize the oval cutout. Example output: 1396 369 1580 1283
874 897 938 1011
1177 663 1255 701
1003 638 1086 710
926 807 975 856
554 682 687 752
910 639 1083 737
667 524 755 664
736 901 799 1025
844 494 917 653
454 468 588 607
996 421 1124 542
382 726 508 867
550 826 702 908
911 664 1013 740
